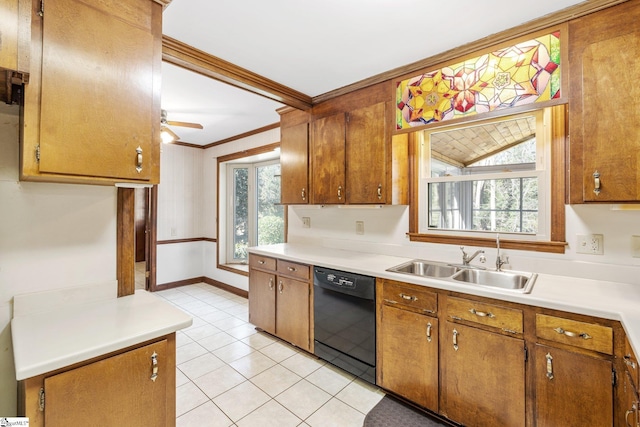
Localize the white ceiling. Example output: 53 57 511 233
161 0 585 146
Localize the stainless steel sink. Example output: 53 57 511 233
386 259 537 294
452 268 537 293
386 260 460 278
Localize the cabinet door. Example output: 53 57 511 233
276 276 310 351
24 0 160 183
568 1 640 202
44 340 168 427
534 344 613 427
248 269 276 335
312 113 346 204
280 122 309 204
379 305 438 411
440 322 525 427
622 371 640 427
346 102 387 204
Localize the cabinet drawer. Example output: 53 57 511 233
249 255 276 271
381 280 437 315
446 296 523 334
277 260 310 281
535 314 613 355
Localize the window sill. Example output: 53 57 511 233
218 263 249 276
407 233 567 254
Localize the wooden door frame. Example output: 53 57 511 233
117 186 157 297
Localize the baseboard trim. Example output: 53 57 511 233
154 276 248 299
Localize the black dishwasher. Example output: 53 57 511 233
313 266 376 385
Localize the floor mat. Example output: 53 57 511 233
364 395 452 427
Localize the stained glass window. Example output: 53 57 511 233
396 31 561 130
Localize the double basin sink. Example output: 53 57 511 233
386 259 537 294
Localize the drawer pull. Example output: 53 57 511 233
301 188 306 201
258 260 265 265
545 352 554 380
384 298 398 305
426 322 432 343
624 355 637 370
268 277 274 291
150 351 159 382
625 403 638 427
469 308 495 318
553 327 592 340
288 266 297 272
278 281 283 294
400 293 417 302
453 328 459 351
422 308 436 314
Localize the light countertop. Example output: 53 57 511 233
249 243 640 356
12 289 192 380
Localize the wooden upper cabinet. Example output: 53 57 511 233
20 0 162 184
346 101 387 204
567 0 640 202
279 108 310 204
311 112 346 204
0 0 30 73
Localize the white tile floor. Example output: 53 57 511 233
155 283 385 427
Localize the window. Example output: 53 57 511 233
410 106 564 253
227 159 284 264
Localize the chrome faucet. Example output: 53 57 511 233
460 246 485 266
496 233 507 271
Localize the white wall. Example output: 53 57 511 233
155 128 280 290
0 104 118 415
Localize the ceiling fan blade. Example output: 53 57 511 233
166 120 203 129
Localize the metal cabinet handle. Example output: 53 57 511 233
288 266 297 272
553 327 592 340
377 184 382 200
545 352 554 380
136 146 143 173
453 328 459 351
301 188 306 201
337 185 343 200
593 170 601 195
624 355 637 370
258 260 265 265
278 281 283 294
400 293 417 302
625 403 637 427
150 351 159 382
268 277 274 291
469 308 495 318
426 322 432 343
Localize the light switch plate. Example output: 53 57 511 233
356 221 364 235
632 235 640 258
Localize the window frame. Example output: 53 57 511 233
407 105 567 254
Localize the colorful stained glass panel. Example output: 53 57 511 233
396 32 561 130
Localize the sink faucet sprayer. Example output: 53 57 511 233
496 233 508 271
460 246 485 266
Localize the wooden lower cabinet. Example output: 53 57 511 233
248 255 312 351
440 321 526 427
622 371 640 427
378 304 438 411
534 344 613 426
19 335 175 427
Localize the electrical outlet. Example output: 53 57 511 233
356 221 364 235
632 235 640 258
302 217 311 228
576 234 604 255
170 227 177 237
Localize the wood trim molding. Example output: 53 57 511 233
407 233 568 254
116 188 135 297
217 142 280 163
202 123 280 149
157 237 216 245
217 264 249 277
162 35 312 110
153 276 249 299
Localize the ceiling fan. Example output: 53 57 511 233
160 109 203 143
